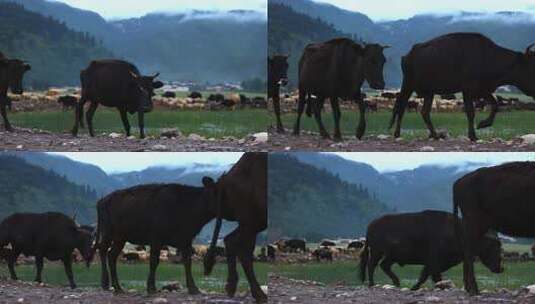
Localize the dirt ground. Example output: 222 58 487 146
269 275 535 304
0 128 270 152
268 129 535 152
0 278 256 304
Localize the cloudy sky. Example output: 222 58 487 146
52 0 266 19
51 152 242 173
333 152 535 172
316 0 535 20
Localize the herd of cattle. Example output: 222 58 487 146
0 152 268 303
269 32 535 141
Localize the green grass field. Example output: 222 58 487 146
282 109 535 140
271 260 535 291
9 109 269 138
0 261 268 292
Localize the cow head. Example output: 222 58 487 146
477 231 504 274
130 72 164 113
5 59 31 95
269 55 289 86
74 226 94 268
510 43 535 98
362 44 388 90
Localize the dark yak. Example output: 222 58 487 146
57 95 78 111
0 212 94 288
312 247 333 262
0 52 30 131
320 240 336 247
72 60 163 138
204 152 267 303
359 210 502 290
268 55 289 133
390 33 535 141
92 177 218 294
294 38 388 140
275 238 307 252
453 161 535 295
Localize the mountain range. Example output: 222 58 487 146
1 0 266 86
269 0 535 88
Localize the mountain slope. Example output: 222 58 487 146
268 153 391 241
0 2 112 88
0 155 98 224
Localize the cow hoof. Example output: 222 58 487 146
225 283 238 297
254 293 268 303
147 287 157 294
277 128 285 134
5 126 13 132
70 284 77 289
114 288 125 294
188 287 201 295
292 130 300 136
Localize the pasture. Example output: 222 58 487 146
280 109 535 140
0 261 268 293
8 109 269 139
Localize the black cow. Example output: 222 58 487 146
348 240 365 250
57 95 78 111
267 245 276 261
441 94 457 100
381 92 398 99
312 247 333 262
163 91 176 98
189 91 202 99
204 153 267 303
359 210 502 290
0 53 30 131
276 239 307 253
0 212 94 288
453 162 535 295
320 240 336 247
407 100 419 112
208 93 225 102
294 38 388 140
390 33 535 141
268 55 289 133
72 60 163 138
93 178 218 294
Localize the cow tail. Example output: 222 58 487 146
453 182 462 244
204 187 223 276
359 241 369 283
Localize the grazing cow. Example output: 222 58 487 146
208 93 225 103
320 240 336 247
312 247 333 262
57 95 78 111
275 238 307 253
268 55 289 133
163 91 176 98
0 53 31 131
72 60 163 138
204 153 267 303
252 97 268 109
359 210 502 290
441 94 457 100
348 240 365 250
189 91 202 99
407 100 419 112
267 245 276 261
453 162 535 295
381 92 398 99
294 38 388 140
92 178 218 294
390 33 535 141
0 212 94 288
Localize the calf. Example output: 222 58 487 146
57 95 78 111
189 91 202 99
312 247 333 262
93 178 218 294
0 54 31 131
0 212 93 288
359 210 502 290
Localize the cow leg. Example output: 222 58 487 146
99 241 111 290
236 228 267 303
86 102 99 137
393 87 413 138
35 255 44 283
461 217 484 296
313 97 330 139
421 95 439 139
0 98 13 132
380 257 400 287
224 229 240 297
292 90 306 136
462 92 478 141
431 273 443 283
108 240 125 293
330 97 342 141
273 94 285 133
367 250 382 287
63 255 76 289
181 246 200 294
147 244 161 294
137 111 145 139
477 93 497 129
118 108 131 137
356 98 367 140
411 266 430 290
7 250 19 280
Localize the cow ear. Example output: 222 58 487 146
152 81 164 89
202 176 215 188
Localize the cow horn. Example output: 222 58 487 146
129 71 139 79
151 72 160 79
525 43 535 56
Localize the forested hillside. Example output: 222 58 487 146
268 153 391 241
0 2 112 88
0 155 98 224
